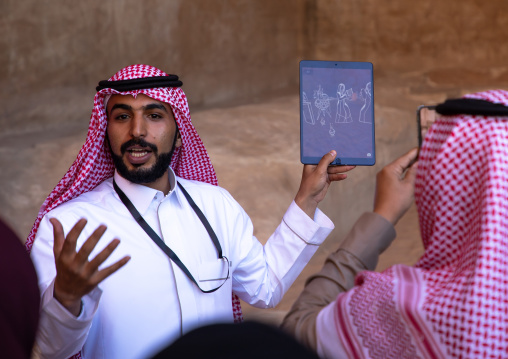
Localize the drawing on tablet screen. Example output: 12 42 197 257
359 82 372 123
335 83 353 123
329 123 335 137
301 64 374 161
313 85 332 126
302 92 315 124
302 80 372 139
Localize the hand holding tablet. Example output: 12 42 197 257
300 60 375 166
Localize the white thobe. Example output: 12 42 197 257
31 169 334 359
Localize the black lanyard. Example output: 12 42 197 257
113 179 229 293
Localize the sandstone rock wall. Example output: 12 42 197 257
309 0 508 72
0 0 307 135
2 0 507 137
1 0 507 328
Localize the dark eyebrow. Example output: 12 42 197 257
109 104 132 113
108 103 168 115
144 103 168 112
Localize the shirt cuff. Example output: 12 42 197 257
338 212 396 270
41 280 102 329
283 201 334 245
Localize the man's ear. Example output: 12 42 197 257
175 131 182 148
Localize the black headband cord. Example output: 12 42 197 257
96 76 183 92
436 98 508 117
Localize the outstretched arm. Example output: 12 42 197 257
51 218 130 316
233 152 352 308
281 148 418 350
295 150 355 218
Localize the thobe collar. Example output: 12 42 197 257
113 167 177 216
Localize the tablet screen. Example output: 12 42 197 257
300 60 375 165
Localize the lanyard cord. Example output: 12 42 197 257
113 179 228 293
177 183 222 259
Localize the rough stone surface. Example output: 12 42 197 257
0 0 306 135
310 0 508 72
1 0 508 351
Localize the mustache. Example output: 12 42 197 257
120 138 158 154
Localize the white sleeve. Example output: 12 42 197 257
30 214 102 359
232 200 334 308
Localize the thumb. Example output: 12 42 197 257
404 160 418 183
316 150 337 173
394 147 418 175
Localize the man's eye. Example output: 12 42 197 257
115 114 129 120
149 113 162 119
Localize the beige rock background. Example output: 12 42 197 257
1 0 508 332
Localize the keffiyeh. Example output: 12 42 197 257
334 89 508 358
26 65 243 352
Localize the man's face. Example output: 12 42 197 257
106 94 182 184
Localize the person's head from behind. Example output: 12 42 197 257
106 93 182 185
415 92 508 266
409 90 508 356
151 321 320 359
324 90 508 359
0 218 40 358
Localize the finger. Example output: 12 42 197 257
393 147 419 174
76 224 108 263
328 173 349 182
59 218 88 256
401 147 419 167
87 238 122 272
327 165 355 174
92 255 131 285
316 150 337 173
50 218 65 258
403 160 419 183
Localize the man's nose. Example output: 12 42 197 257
130 114 147 138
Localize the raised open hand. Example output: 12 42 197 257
51 218 130 316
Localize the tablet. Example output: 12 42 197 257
300 60 375 166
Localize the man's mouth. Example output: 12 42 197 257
129 148 151 157
125 146 154 165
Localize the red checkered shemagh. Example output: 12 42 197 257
26 65 243 358
334 90 508 358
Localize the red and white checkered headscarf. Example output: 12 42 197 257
334 89 508 358
26 65 243 334
26 64 218 250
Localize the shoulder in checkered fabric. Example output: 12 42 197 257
333 89 508 359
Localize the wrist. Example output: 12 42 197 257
54 287 82 317
373 206 398 226
294 196 318 219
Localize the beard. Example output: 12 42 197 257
109 138 174 184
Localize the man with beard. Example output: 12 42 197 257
28 64 354 359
